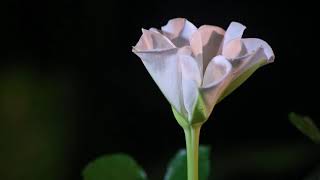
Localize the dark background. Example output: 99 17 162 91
1 0 319 180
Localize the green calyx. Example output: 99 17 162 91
172 93 208 128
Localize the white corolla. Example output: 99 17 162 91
132 18 274 126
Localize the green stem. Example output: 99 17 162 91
184 124 202 180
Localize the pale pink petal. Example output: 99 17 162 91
190 25 225 73
222 22 247 59
200 56 232 114
202 56 232 88
149 27 161 34
133 48 183 113
133 29 175 52
216 39 274 101
189 30 204 76
242 38 275 62
161 18 197 47
180 54 202 120
230 47 270 81
133 44 200 118
230 38 275 77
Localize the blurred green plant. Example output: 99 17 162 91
288 112 320 180
83 154 147 180
164 146 210 180
289 112 320 144
83 142 320 180
82 112 320 180
83 145 210 180
0 68 72 180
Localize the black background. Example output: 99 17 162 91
1 0 319 180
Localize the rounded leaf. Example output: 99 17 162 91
82 154 147 180
164 146 211 180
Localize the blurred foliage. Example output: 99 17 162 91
288 112 320 180
289 112 320 144
82 143 320 180
82 146 210 180
1 68 319 180
304 165 320 180
164 145 210 180
83 154 147 180
211 143 319 180
0 67 72 180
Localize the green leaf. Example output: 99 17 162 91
218 59 265 102
164 145 211 180
82 154 147 180
289 112 320 144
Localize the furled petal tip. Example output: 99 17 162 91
161 18 197 47
242 38 275 63
133 28 175 53
223 22 274 63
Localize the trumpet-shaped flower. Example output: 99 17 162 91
132 18 274 126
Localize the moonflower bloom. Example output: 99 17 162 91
132 18 274 126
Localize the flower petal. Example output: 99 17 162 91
180 53 202 120
161 18 197 47
200 56 232 114
190 25 225 74
242 38 275 62
149 27 161 34
222 22 247 59
223 22 246 46
133 45 200 118
133 48 183 114
232 38 275 76
133 29 175 52
202 56 232 88
218 45 273 102
189 30 204 77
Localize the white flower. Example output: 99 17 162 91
132 18 274 126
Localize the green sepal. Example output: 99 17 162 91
191 93 208 125
172 107 189 128
172 93 208 128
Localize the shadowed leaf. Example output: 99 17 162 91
164 145 210 180
83 154 147 180
289 112 320 144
